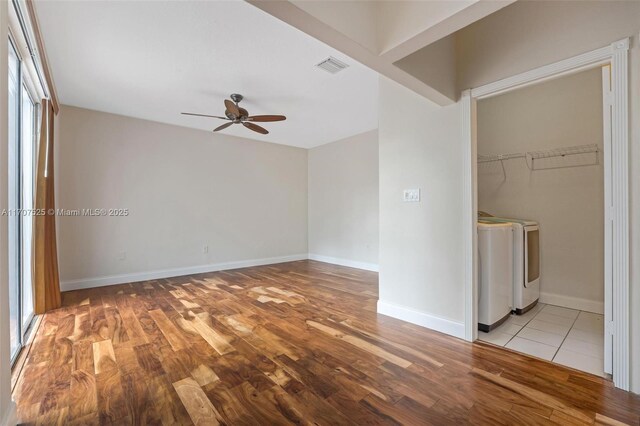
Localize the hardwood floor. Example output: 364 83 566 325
13 260 640 425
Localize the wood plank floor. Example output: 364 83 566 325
13 260 640 425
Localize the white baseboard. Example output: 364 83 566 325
61 253 380 292
60 254 308 291
2 401 17 426
539 291 603 314
307 253 379 272
377 300 465 339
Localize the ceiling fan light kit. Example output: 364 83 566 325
182 93 286 135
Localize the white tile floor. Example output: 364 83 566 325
478 303 605 376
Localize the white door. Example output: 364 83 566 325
602 65 613 375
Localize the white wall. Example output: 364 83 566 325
378 76 466 338
55 106 308 290
631 34 640 398
0 0 15 423
478 68 604 313
308 130 378 270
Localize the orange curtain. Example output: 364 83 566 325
33 99 61 314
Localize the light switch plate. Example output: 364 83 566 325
403 188 420 202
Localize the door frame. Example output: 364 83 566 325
461 38 630 391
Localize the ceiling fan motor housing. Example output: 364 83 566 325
182 93 284 135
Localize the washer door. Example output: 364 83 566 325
524 225 540 286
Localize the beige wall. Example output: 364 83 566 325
456 1 640 90
478 68 604 312
457 0 640 395
291 1 379 53
290 0 478 57
375 0 474 54
308 130 378 268
378 76 465 332
394 34 457 101
55 106 308 288
380 1 640 392
13 0 640 397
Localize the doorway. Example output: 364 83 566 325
461 38 630 390
476 67 606 374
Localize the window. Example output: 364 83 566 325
8 37 39 364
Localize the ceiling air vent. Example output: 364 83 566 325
316 56 349 74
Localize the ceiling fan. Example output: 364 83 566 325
181 93 286 135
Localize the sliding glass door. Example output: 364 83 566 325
21 85 36 332
8 38 38 364
8 39 21 363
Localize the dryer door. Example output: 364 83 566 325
524 225 540 287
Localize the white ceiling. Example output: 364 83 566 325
33 0 379 148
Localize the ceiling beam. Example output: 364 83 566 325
249 0 513 106
248 0 456 106
379 0 515 64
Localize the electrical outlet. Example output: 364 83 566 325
118 251 126 261
403 189 420 202
203 245 209 254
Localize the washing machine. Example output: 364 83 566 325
480 215 540 314
477 221 513 332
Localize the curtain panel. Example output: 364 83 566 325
33 99 61 314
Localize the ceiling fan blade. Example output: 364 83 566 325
246 115 286 122
182 112 229 120
213 122 233 132
224 99 240 118
243 122 269 135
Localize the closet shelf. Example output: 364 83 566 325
478 143 599 165
477 153 525 164
526 144 599 160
